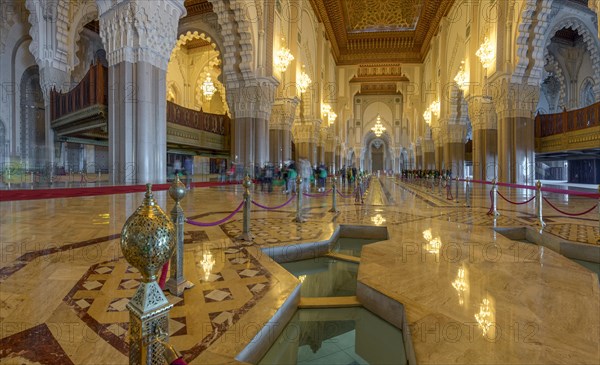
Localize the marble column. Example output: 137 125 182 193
99 0 185 184
269 97 298 165
443 124 466 177
468 97 498 181
228 77 278 171
493 82 538 184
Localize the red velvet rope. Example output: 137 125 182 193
159 262 169 289
543 197 598 216
497 191 536 205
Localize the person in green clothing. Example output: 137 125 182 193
287 164 297 194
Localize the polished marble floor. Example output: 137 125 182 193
0 177 598 364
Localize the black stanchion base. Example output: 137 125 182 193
237 233 254 241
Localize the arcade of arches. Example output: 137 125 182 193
1 1 600 365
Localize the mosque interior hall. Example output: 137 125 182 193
1 0 600 364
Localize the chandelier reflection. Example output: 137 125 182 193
451 267 468 305
200 249 215 281
202 73 216 101
422 228 441 254
298 275 306 283
371 114 386 137
371 214 386 226
474 297 495 338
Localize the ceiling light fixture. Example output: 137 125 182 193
274 38 294 73
202 73 216 101
476 37 495 69
297 65 312 94
371 114 386 137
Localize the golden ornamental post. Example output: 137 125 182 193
329 176 339 213
238 175 254 241
166 175 194 296
491 178 500 217
121 184 176 365
536 180 546 230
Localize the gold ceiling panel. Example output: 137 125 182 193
345 0 421 32
309 0 455 64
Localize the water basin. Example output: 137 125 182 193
258 307 407 365
331 237 380 257
280 257 358 297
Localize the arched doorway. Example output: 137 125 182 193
370 139 385 172
20 66 45 170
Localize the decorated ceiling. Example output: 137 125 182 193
310 0 455 64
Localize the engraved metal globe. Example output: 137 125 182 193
168 174 187 202
121 184 175 282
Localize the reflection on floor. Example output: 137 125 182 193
0 177 598 364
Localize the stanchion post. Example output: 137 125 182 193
121 184 175 365
166 175 194 296
465 178 471 207
454 176 459 203
238 175 254 240
492 179 500 216
329 176 338 213
536 180 546 230
294 176 305 223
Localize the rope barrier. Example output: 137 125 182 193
302 189 333 198
186 200 244 226
543 197 598 216
497 191 536 205
251 195 295 210
337 190 353 199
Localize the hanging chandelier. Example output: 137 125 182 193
371 114 386 137
274 38 294 73
476 37 495 69
297 65 312 94
202 73 216 101
328 111 337 126
454 61 469 92
423 107 432 124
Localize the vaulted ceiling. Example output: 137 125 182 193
309 0 455 64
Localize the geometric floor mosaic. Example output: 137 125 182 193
220 218 326 245
63 247 271 363
434 209 527 226
545 223 600 245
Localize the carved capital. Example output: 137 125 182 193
491 78 539 120
270 97 300 130
467 96 497 131
442 124 466 144
227 77 279 120
99 0 186 70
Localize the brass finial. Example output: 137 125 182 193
121 184 175 282
169 175 187 204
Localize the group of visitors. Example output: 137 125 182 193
400 169 453 179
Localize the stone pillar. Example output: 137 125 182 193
423 138 435 170
443 124 466 177
99 0 186 184
493 81 538 184
269 97 298 165
228 77 278 171
468 97 498 181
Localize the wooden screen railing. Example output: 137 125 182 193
50 61 107 121
166 101 230 136
535 101 600 138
